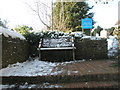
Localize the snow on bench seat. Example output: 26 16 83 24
40 47 75 50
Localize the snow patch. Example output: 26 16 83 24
0 84 62 89
59 59 86 65
81 36 102 40
71 32 86 37
107 36 119 57
0 26 25 40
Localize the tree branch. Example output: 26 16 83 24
25 0 51 29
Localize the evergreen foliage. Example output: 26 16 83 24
24 31 68 45
113 26 120 40
93 26 103 36
53 2 94 32
14 25 33 36
109 27 115 35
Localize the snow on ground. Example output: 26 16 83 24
0 83 63 89
0 58 84 76
0 26 25 40
107 36 119 57
0 58 57 76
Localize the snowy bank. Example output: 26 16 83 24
0 26 25 40
107 36 119 57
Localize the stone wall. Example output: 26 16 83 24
1 35 29 68
75 38 108 60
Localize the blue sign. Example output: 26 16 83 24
82 18 92 29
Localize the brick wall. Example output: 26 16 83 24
1 35 29 68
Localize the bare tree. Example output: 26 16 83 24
25 0 51 29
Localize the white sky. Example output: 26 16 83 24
0 0 119 31
88 0 119 28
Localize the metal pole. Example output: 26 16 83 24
72 37 75 60
38 39 42 60
73 47 75 60
82 29 84 34
90 29 92 36
39 50 41 60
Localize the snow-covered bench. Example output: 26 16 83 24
38 37 76 61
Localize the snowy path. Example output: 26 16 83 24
0 58 58 76
0 58 85 76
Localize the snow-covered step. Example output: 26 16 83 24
1 81 118 89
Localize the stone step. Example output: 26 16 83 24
1 81 119 90
1 73 119 85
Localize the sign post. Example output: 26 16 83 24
82 18 93 36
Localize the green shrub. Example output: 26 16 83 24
14 25 33 36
